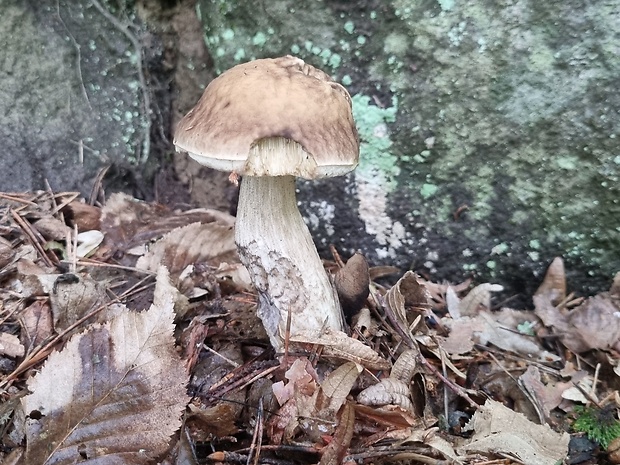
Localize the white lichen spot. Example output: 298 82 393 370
491 242 509 255
305 212 319 230
308 200 336 236
355 170 405 254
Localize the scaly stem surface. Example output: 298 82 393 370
235 175 344 350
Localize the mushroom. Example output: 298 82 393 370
174 56 359 350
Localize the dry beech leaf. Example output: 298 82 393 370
0 236 16 268
315 362 362 414
291 329 389 371
19 300 53 347
319 402 355 465
458 283 503 317
189 343 245 437
21 267 189 465
354 403 419 430
390 348 418 382
534 257 566 304
281 363 361 445
101 193 235 257
272 358 316 406
49 273 109 333
400 427 460 462
0 333 25 358
519 365 568 418
564 295 620 352
535 294 620 353
385 271 431 330
458 399 569 465
439 317 486 355
136 222 237 276
357 378 414 412
445 286 461 318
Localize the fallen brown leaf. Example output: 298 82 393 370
21 267 189 464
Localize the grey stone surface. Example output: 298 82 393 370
2 0 618 298
0 0 151 193
196 0 619 297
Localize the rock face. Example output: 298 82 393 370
193 0 620 297
2 0 618 298
0 0 156 194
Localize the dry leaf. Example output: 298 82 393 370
458 399 570 465
189 342 245 437
272 358 316 406
534 257 566 304
32 217 71 241
136 222 237 276
390 348 419 382
357 378 414 411
458 283 503 317
400 427 461 462
535 294 620 353
291 329 389 371
319 402 355 465
565 295 620 352
21 267 189 464
445 286 461 318
443 308 558 360
440 317 486 355
49 273 108 333
19 300 53 347
0 333 24 358
385 271 431 331
101 193 235 259
354 403 419 429
0 236 16 268
519 365 568 418
315 362 362 414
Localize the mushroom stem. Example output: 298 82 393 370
235 175 344 350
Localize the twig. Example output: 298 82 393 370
0 193 38 206
70 258 156 275
90 0 151 164
203 343 240 368
207 451 292 465
56 0 92 110
10 209 55 268
50 192 80 216
88 165 110 206
248 398 264 465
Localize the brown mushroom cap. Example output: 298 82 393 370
174 56 359 178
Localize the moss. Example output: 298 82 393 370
573 406 620 449
195 0 620 293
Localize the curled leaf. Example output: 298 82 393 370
291 329 389 371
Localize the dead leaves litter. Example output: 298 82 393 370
2 188 620 465
20 267 189 464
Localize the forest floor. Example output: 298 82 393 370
0 185 619 465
